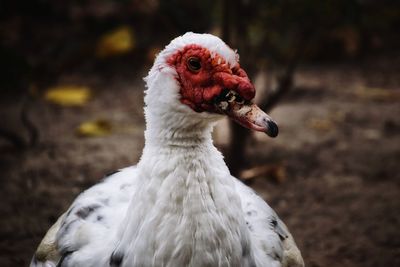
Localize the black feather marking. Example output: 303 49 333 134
76 204 101 219
270 217 289 240
245 220 254 232
57 251 73 267
273 251 282 261
110 251 124 267
66 206 75 217
246 210 258 216
242 238 251 257
270 217 278 227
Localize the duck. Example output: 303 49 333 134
31 32 304 267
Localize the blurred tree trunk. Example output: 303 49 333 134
221 0 307 177
221 0 248 177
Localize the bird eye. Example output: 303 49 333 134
187 57 201 72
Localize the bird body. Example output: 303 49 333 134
31 33 303 267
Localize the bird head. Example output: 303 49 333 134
144 32 278 137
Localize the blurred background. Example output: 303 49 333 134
0 0 399 266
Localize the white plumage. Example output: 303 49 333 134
31 32 303 267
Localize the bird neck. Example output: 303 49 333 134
114 111 252 266
142 112 215 149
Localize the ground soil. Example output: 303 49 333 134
0 57 399 267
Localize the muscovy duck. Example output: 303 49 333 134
31 32 304 267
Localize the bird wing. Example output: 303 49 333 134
234 179 304 267
30 166 138 267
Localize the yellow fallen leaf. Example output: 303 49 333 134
45 86 92 106
76 120 112 137
96 26 135 58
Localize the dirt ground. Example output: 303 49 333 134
0 55 399 267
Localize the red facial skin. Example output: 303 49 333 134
167 44 255 113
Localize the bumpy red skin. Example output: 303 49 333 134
167 44 255 113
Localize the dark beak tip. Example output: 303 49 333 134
266 120 279 138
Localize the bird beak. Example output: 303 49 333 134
226 101 279 138
214 90 278 137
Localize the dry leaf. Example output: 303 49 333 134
45 86 92 106
96 26 135 58
76 119 112 137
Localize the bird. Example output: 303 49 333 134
31 32 304 267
